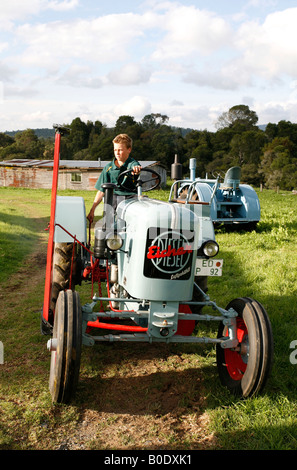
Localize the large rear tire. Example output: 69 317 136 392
50 243 76 314
49 290 82 404
216 297 273 397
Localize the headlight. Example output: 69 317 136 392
105 232 123 251
202 240 219 257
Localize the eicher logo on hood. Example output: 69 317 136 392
144 228 194 280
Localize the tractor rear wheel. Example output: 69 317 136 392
216 297 273 397
50 243 76 314
49 290 82 404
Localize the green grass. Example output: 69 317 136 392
1 186 297 449
150 186 297 449
0 187 95 284
202 189 297 449
0 188 47 283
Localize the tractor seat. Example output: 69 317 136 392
220 166 241 190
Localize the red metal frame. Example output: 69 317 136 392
42 130 62 322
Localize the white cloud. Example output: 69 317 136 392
182 62 252 91
1 1 297 131
237 8 297 79
4 83 39 98
0 0 42 21
0 0 78 28
15 13 149 72
151 5 232 60
46 0 79 11
170 99 184 106
58 65 105 89
174 6 297 94
0 42 10 54
108 63 152 86
0 82 3 104
114 96 152 119
256 99 297 125
168 103 222 131
0 62 17 82
22 109 52 123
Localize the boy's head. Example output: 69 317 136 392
112 134 133 150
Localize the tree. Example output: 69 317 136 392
114 115 137 133
42 138 54 159
183 130 213 176
88 120 103 146
229 130 267 166
141 113 169 129
216 105 258 131
113 115 143 144
151 125 178 168
211 126 234 152
88 129 114 161
0 133 14 148
265 123 278 141
68 117 90 156
2 108 297 188
270 120 297 153
205 152 234 177
14 129 45 159
260 137 297 189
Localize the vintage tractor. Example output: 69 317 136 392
172 157 260 230
42 126 273 404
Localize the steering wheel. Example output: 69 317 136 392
117 167 161 192
212 171 224 180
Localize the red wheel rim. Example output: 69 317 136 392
224 317 248 381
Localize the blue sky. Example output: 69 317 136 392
1 0 297 132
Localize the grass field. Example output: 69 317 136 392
0 185 297 450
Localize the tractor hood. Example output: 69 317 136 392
116 196 207 302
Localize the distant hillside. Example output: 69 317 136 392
5 126 195 139
5 124 267 140
5 128 55 139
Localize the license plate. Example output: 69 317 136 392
195 258 223 276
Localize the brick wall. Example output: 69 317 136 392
0 161 166 190
0 166 101 190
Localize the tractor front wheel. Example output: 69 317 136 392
216 297 273 397
49 290 82 403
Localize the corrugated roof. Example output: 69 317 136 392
0 159 160 169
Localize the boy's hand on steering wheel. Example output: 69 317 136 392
131 165 141 175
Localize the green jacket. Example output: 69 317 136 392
95 156 140 195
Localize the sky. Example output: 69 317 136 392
1 0 297 132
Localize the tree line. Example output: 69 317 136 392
1 105 297 191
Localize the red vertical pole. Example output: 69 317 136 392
42 129 62 322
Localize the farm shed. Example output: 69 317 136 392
0 159 167 190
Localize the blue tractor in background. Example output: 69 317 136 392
170 157 260 230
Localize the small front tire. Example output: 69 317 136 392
216 297 273 397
